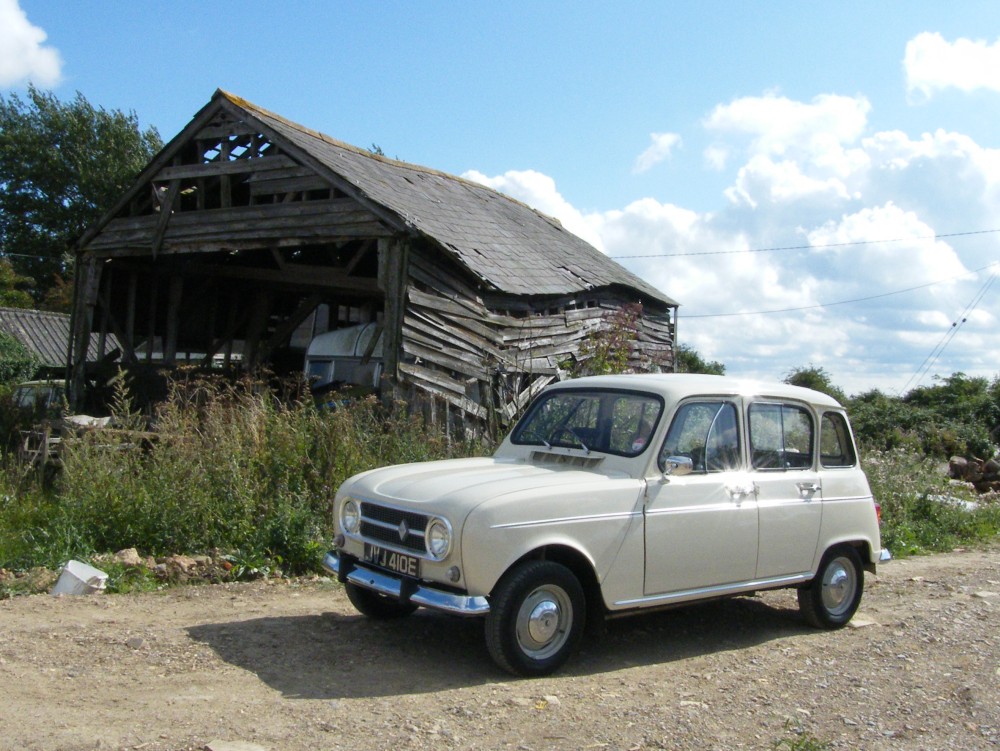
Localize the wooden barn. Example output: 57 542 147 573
71 90 678 422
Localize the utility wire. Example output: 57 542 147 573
682 262 999 319
898 269 998 393
609 228 1000 259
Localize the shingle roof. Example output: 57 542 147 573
219 91 678 307
0 308 116 368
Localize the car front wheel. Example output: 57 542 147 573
485 560 585 677
798 546 864 629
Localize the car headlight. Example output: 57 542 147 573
425 517 452 560
340 498 361 535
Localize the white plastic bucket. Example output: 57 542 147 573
51 560 108 595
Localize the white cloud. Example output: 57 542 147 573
725 155 852 208
704 93 871 161
0 0 62 88
469 89 1000 394
807 202 967 287
633 132 681 173
905 32 1000 100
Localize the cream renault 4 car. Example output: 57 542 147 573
324 374 889 676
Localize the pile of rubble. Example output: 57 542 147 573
948 455 1000 493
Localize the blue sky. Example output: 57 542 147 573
5 1 1000 395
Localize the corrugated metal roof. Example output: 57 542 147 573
0 308 116 368
219 91 678 308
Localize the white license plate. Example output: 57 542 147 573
363 543 420 578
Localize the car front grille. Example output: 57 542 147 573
359 502 428 554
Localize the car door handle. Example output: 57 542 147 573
796 482 821 496
727 483 756 503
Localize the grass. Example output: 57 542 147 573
864 448 1000 556
0 373 487 579
0 376 997 594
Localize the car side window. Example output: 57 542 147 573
659 401 741 473
820 411 857 467
749 402 814 470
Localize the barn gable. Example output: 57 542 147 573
71 90 678 421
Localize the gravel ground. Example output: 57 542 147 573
1 544 998 751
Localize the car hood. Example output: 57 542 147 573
342 456 627 518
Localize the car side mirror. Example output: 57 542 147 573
661 456 693 477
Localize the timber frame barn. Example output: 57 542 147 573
71 90 678 422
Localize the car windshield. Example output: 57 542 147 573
511 389 662 457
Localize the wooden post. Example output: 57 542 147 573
378 236 410 384
243 290 273 369
125 271 137 355
69 256 102 410
145 280 158 361
164 275 184 364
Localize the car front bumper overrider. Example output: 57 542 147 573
323 550 490 616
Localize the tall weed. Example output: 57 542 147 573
864 448 1000 555
1 374 488 572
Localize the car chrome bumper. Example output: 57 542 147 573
879 548 892 562
323 551 490 616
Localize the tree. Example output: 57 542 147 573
0 257 35 308
0 330 37 385
675 343 725 375
784 365 846 403
0 86 162 300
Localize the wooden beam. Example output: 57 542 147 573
151 180 181 259
183 261 381 293
344 240 373 275
156 154 297 180
256 293 322 363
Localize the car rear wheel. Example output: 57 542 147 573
345 582 418 619
485 560 585 677
798 546 864 629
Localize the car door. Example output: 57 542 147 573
643 399 758 596
749 401 823 579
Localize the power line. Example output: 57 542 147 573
682 262 999 319
898 269 999 394
609 228 1000 259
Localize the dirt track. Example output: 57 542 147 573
1 545 998 751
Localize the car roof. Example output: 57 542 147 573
545 373 845 409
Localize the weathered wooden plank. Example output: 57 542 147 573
403 313 494 359
407 251 486 306
401 325 488 373
407 306 502 353
249 175 330 196
156 154 298 180
92 196 369 235
196 123 262 140
401 339 485 380
183 261 381 293
407 286 484 320
245 165 315 183
398 362 486 418
500 321 584 342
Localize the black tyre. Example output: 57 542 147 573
485 560 585 677
345 582 418 619
798 546 864 629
